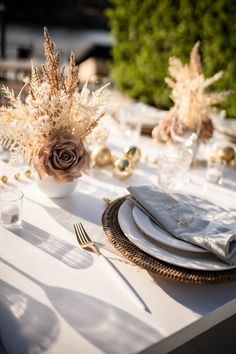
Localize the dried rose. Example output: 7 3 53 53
34 133 90 182
156 111 214 144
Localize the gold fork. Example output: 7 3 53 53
73 222 149 312
74 223 101 256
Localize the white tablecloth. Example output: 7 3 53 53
0 131 236 354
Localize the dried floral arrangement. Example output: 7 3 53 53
0 28 109 182
152 42 230 143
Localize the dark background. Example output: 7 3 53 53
3 0 110 29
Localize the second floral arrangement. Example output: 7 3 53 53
152 42 230 144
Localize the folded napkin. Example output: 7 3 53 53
127 185 236 265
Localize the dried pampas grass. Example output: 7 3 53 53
165 41 230 129
0 28 109 164
152 42 231 144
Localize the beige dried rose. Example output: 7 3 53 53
34 133 90 182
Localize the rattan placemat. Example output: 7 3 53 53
101 197 236 284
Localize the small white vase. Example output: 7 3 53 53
35 174 78 198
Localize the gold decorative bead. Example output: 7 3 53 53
24 169 31 178
91 145 113 167
1 175 8 184
112 158 134 179
14 172 20 180
123 146 141 164
152 158 158 164
217 147 235 163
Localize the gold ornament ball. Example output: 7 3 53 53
112 158 134 179
0 175 8 184
91 145 113 167
14 172 20 180
123 146 141 164
217 147 236 163
24 169 31 178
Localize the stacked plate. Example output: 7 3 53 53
118 199 236 271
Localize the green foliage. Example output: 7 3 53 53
107 0 236 117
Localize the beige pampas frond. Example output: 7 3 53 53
153 42 231 143
165 41 230 128
64 52 79 97
0 28 109 164
189 41 202 76
42 27 63 95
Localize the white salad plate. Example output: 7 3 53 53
132 205 207 253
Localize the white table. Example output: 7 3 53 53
0 132 236 354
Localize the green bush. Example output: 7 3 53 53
107 0 236 117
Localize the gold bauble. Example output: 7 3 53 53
217 146 236 163
123 146 141 164
91 145 113 167
0 175 8 184
13 172 20 180
24 169 31 178
112 158 134 179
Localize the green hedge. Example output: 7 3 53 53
107 0 236 117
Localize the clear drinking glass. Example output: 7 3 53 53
157 146 192 191
0 189 24 227
170 114 201 162
119 107 142 144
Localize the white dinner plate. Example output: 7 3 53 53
132 205 207 253
118 200 236 271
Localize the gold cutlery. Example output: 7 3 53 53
73 222 149 312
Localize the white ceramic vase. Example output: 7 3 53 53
35 174 78 198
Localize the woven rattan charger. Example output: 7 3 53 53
101 197 236 284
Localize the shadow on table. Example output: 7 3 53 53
12 220 93 270
0 280 59 354
221 180 236 192
27 191 104 228
86 164 154 190
2 259 161 354
25 193 130 265
52 191 103 225
149 274 236 315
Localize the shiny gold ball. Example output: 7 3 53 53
24 169 31 178
112 158 134 179
0 175 8 184
91 145 113 167
123 146 141 164
217 147 236 163
13 172 20 180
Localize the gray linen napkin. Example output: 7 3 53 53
127 185 236 265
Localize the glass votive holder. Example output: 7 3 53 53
206 158 224 184
0 189 24 228
157 146 192 191
118 108 142 144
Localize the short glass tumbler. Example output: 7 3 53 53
0 189 24 227
157 147 192 191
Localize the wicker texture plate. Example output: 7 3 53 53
101 197 236 284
